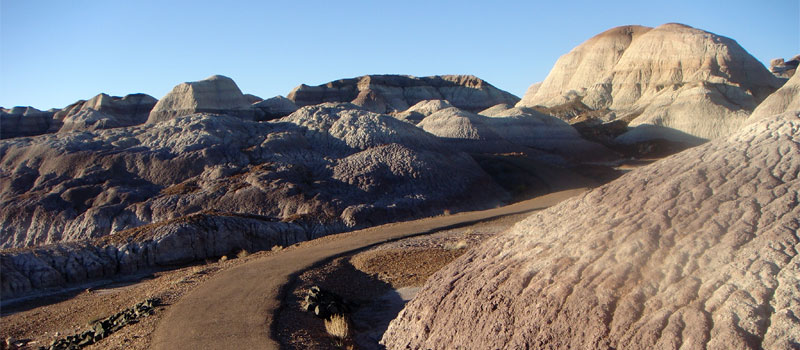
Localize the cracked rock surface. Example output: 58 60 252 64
383 88 800 349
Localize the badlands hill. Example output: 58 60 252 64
287 74 520 114
7 73 598 297
518 23 783 144
384 73 800 349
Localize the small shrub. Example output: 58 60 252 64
236 249 250 259
271 245 284 252
324 314 351 347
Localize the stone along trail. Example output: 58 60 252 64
149 188 586 350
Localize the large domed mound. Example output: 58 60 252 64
286 74 520 114
384 80 800 349
518 23 783 143
146 75 252 124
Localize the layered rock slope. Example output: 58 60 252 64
146 75 252 124
287 75 520 114
517 23 783 143
384 83 800 349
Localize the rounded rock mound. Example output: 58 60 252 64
517 23 783 143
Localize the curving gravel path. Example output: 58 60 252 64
149 188 587 350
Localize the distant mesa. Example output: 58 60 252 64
517 23 784 144
287 74 520 114
384 58 800 350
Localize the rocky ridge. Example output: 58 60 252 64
287 75 520 114
517 23 783 143
383 78 800 349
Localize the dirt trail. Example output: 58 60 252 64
150 188 587 350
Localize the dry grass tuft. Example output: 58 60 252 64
236 249 250 259
324 314 351 347
219 255 228 262
444 240 468 250
271 245 284 252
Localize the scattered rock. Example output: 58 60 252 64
38 298 159 350
303 286 351 319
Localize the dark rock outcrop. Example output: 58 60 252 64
0 107 57 139
287 75 520 114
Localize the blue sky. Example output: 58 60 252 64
1 0 798 110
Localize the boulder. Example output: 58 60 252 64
146 75 252 124
287 75 520 114
383 79 800 350
517 23 783 143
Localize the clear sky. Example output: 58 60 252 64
1 0 798 110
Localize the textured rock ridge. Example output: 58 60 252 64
146 75 252 124
287 75 520 114
517 23 783 142
383 83 800 348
